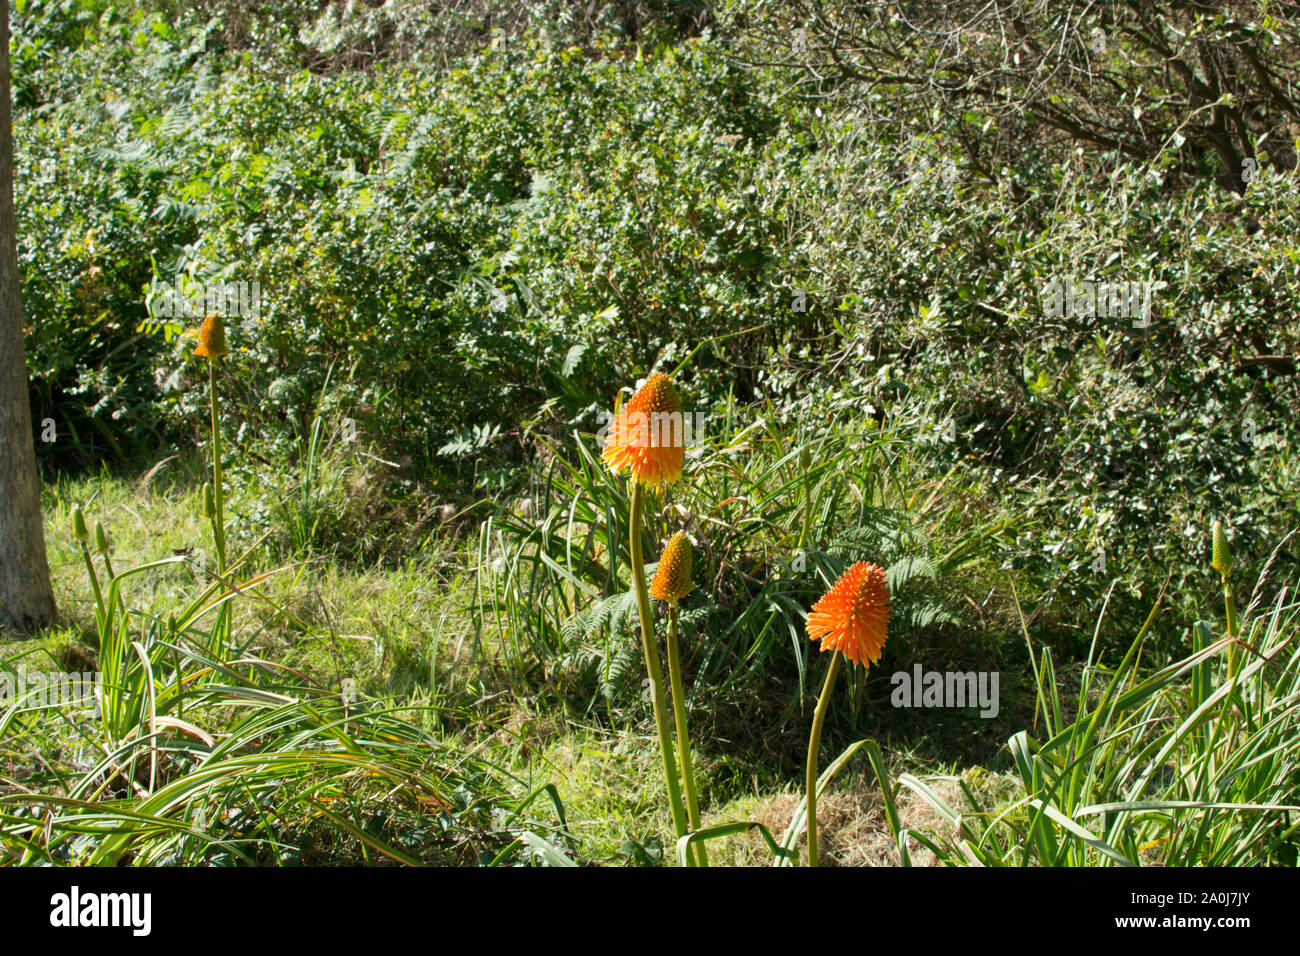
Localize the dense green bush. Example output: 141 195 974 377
766 122 1300 650
16 4 796 479
13 0 1299 660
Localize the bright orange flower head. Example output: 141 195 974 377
191 313 229 361
651 531 695 604
602 372 685 488
805 561 891 667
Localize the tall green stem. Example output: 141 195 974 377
100 550 128 618
629 482 690 858
208 361 231 655
666 604 707 866
208 362 227 574
1223 574 1239 679
805 649 842 867
79 543 104 631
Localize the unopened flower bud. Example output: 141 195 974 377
651 531 696 605
1211 519 1233 577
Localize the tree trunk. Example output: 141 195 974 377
0 2 55 633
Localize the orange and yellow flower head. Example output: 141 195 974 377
805 561 891 668
602 372 685 488
651 531 696 605
192 313 229 361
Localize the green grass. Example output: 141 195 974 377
3 467 567 866
6 407 1297 865
866 583 1300 866
2 449 984 865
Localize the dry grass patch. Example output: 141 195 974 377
703 770 1018 867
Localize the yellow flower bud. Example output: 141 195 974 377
192 313 229 361
650 531 696 604
1211 519 1233 577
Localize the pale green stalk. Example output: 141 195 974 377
805 649 842 867
629 482 690 858
666 604 707 866
208 361 227 575
207 360 232 655
1223 575 1239 679
78 541 104 629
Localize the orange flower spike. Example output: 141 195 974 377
650 532 695 605
602 372 686 488
192 313 229 361
805 561 891 667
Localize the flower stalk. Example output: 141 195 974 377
192 313 231 655
208 361 227 577
72 506 105 628
1212 519 1239 677
805 648 842 867
628 483 691 858
94 521 115 580
666 603 707 866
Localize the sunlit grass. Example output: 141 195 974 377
8 392 1297 866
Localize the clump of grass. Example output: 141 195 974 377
863 558 1300 866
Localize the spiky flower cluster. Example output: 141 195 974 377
602 372 686 488
651 532 696 605
805 561 892 668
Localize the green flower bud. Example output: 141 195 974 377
94 521 110 555
1211 519 1233 577
71 505 88 541
650 531 696 605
